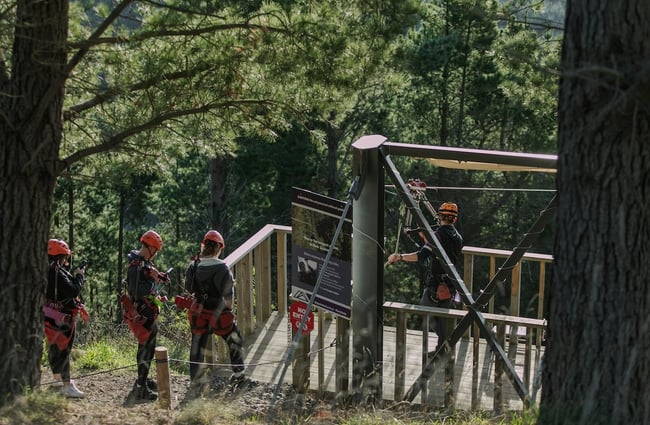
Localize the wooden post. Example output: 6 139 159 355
235 255 254 336
444 317 455 408
318 309 325 391
335 317 350 400
394 311 406 401
494 324 505 413
276 232 288 314
155 346 171 409
292 328 310 394
471 321 480 410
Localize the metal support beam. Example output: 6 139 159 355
351 135 386 404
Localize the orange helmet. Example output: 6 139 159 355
48 239 71 256
202 230 225 249
438 202 458 217
140 230 163 251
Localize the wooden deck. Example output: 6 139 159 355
240 311 544 411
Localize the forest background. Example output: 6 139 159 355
44 0 564 324
1 0 565 404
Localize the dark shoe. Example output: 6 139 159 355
135 383 158 401
229 372 245 386
146 378 157 392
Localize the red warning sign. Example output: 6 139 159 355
289 301 314 335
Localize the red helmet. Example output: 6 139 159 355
202 230 225 249
140 230 163 251
48 239 71 256
438 202 459 217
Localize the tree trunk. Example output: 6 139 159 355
540 1 650 424
209 156 229 239
0 0 69 399
325 111 341 198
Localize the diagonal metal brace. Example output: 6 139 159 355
381 151 476 307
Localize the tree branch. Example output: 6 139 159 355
65 64 217 117
25 0 136 141
67 22 291 50
59 98 279 170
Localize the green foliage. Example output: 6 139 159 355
50 0 561 328
75 340 127 371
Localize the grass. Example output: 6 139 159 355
0 391 68 425
0 389 539 425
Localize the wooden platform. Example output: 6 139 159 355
240 311 544 411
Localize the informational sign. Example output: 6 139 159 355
291 187 352 318
289 301 315 334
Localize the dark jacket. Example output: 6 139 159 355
417 224 463 277
46 262 84 312
126 250 158 300
185 257 233 310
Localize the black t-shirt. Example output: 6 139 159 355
417 224 463 276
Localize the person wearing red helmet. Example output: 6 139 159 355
44 239 87 398
122 229 168 401
387 202 463 353
183 229 245 392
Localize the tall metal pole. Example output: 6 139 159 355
351 135 386 404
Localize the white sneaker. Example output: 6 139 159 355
60 381 85 398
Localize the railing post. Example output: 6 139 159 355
318 309 325 391
494 323 505 413
292 328 310 394
463 253 474 306
444 317 456 408
235 254 254 337
538 262 546 321
254 239 272 323
394 311 407 401
277 232 288 314
471 321 480 410
336 316 350 400
488 256 496 313
510 262 521 316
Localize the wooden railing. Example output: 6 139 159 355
383 301 545 411
217 225 548 410
462 246 552 321
224 224 292 336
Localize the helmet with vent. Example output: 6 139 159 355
202 230 225 249
438 202 458 217
140 230 163 251
48 239 71 256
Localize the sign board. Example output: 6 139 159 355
289 301 314 334
290 187 352 318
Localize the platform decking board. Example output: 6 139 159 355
238 312 543 410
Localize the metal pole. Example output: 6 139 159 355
350 135 386 404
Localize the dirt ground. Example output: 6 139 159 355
39 369 320 425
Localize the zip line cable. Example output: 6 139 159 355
386 185 555 192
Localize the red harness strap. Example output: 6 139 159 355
43 304 77 350
187 302 234 336
120 295 157 344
